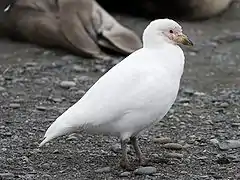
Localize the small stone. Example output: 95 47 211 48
111 143 130 153
42 163 50 169
183 88 194 96
25 62 37 66
13 98 24 103
219 102 229 108
218 139 240 150
0 173 14 179
41 174 52 179
162 143 183 150
189 52 197 56
52 98 62 103
153 137 172 144
231 123 240 127
73 65 87 72
66 135 78 141
3 132 12 137
210 138 219 145
36 106 48 111
165 152 183 159
51 162 58 168
119 172 131 177
2 148 7 151
194 91 206 96
0 86 6 92
60 81 76 89
216 156 231 164
9 103 20 109
134 166 157 175
95 167 111 173
76 90 86 96
177 98 190 103
53 149 60 154
197 156 208 160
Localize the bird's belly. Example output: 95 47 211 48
112 88 179 139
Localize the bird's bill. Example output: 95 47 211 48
174 34 193 46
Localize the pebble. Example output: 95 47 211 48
52 98 63 103
41 174 52 179
119 172 131 177
111 143 130 153
0 172 14 179
217 139 240 150
134 166 157 175
194 91 206 96
76 90 86 96
42 163 51 169
76 76 92 82
153 137 172 144
25 62 37 66
162 143 183 150
197 156 208 160
53 149 60 154
210 138 219 145
36 106 47 111
72 65 87 72
183 88 194 96
216 156 231 164
177 98 190 103
219 102 229 108
66 135 78 141
0 86 6 91
189 52 197 56
9 103 20 109
165 152 183 159
59 81 76 88
95 167 111 173
231 123 240 127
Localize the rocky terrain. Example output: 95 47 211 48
0 1 240 180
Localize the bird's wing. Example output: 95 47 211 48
63 49 171 128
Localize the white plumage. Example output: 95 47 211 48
39 18 193 169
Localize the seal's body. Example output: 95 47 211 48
97 0 233 20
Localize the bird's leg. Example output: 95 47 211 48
130 136 148 166
120 139 131 170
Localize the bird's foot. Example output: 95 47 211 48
120 159 133 170
139 155 149 166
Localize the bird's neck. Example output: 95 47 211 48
142 33 173 49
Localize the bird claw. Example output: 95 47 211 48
120 159 133 170
139 156 149 166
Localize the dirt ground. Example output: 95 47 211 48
0 1 240 180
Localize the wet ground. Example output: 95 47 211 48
0 1 240 180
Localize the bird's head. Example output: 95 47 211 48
142 19 193 48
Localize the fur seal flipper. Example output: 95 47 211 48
3 0 142 59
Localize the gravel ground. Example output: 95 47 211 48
0 1 240 180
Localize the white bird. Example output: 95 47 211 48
39 18 193 169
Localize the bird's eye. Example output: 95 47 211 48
169 30 173 33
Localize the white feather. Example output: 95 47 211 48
39 19 185 147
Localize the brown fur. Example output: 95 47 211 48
2 0 142 59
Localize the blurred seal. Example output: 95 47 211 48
1 0 142 59
96 0 233 20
